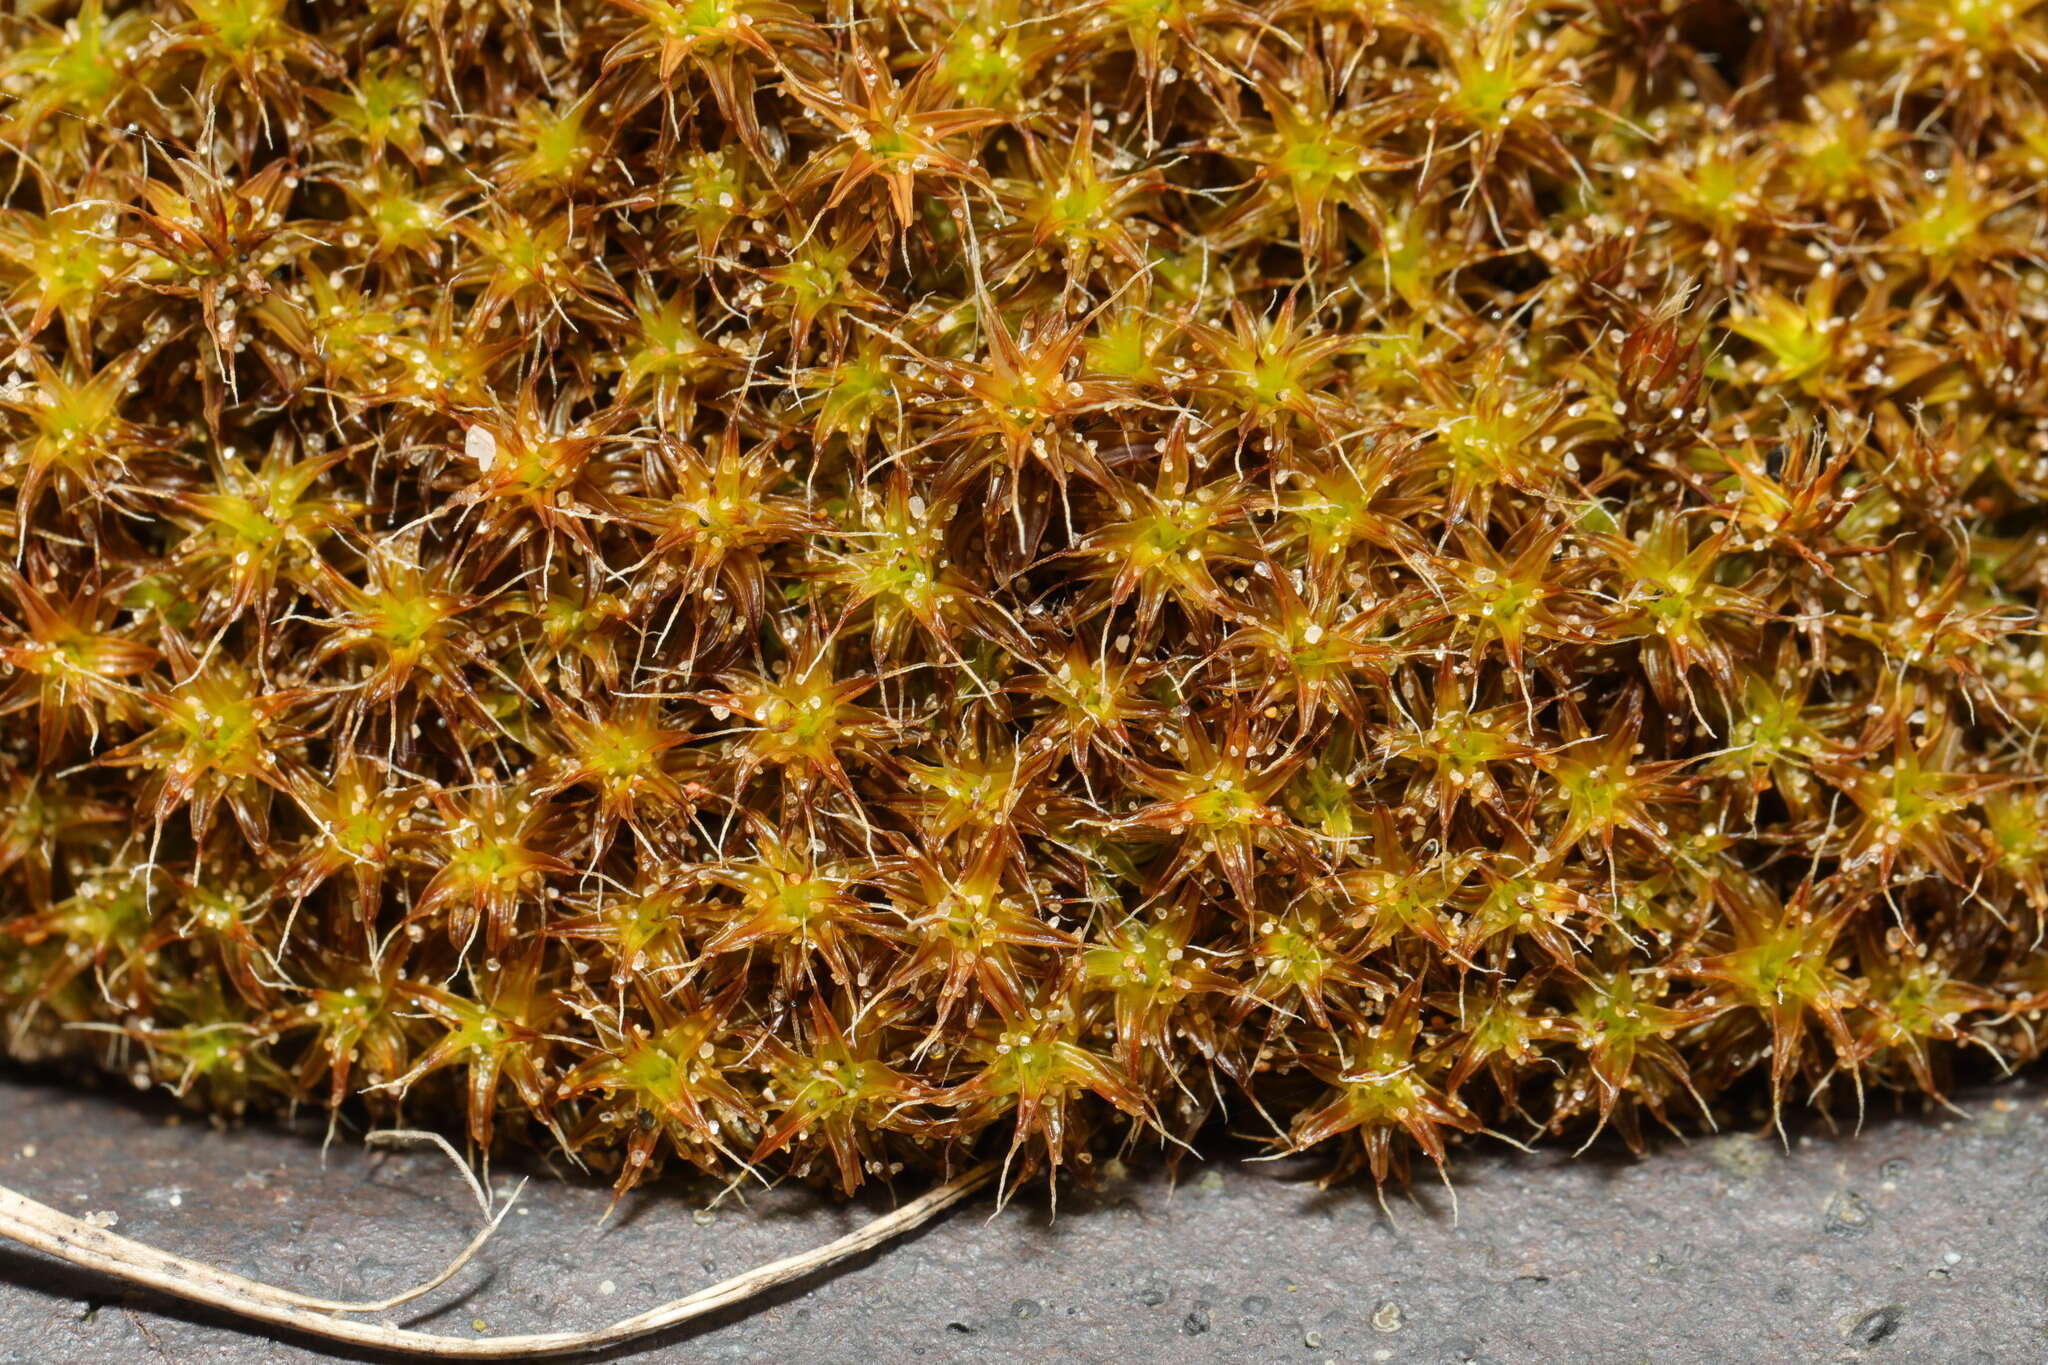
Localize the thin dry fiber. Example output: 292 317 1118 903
0 0 2046 1201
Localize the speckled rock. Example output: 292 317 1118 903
1 1067 2043 1364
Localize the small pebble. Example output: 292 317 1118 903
1847 1305 1903 1345
465 426 497 471
1824 1190 1874 1236
599 1279 617 1296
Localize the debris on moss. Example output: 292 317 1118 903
1 0 2045 1195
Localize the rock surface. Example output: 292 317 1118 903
0 1067 2040 1364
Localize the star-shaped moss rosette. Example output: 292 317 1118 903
1 0 2045 1201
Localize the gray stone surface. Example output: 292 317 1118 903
0 1066 2041 1363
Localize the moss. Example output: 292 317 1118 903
0 0 2045 1196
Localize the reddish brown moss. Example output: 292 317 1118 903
1 0 2046 1196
